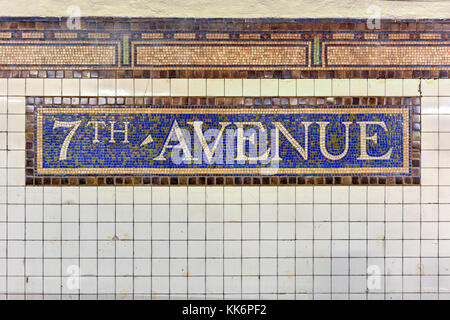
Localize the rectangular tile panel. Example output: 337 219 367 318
325 42 449 68
25 97 420 185
134 41 309 69
0 42 118 67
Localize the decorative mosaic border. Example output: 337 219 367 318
0 18 447 77
25 96 421 186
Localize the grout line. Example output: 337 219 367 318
114 187 117 300
362 187 369 300
132 187 135 300
23 80 26 300
187 187 190 299
150 186 153 300
312 186 315 300
437 79 440 300
384 186 387 300
59 187 63 299
276 187 279 300
168 187 171 300
96 187 99 300
203 187 206 300
258 187 261 300
330 188 333 299
240 187 243 300
402 185 404 300
420 80 427 299
41 182 44 298
78 186 81 300
5 82 7 300
294 187 297 299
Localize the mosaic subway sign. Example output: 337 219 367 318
27 103 418 184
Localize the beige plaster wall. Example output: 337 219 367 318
0 0 448 19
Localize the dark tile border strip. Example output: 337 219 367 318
1 17 449 32
25 96 421 186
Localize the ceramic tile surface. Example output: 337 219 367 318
0 17 449 300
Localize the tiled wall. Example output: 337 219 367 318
1 77 450 299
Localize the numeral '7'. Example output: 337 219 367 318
53 120 82 161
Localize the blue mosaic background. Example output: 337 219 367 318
38 109 407 175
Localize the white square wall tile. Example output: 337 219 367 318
243 79 260 96
133 186 151 204
350 79 367 96
116 79 133 96
422 150 438 167
421 132 439 150
7 97 25 114
8 169 24 186
421 168 438 185
80 79 98 96
386 79 403 96
422 115 439 132
439 97 450 114
440 115 450 132
98 79 116 96
440 133 450 150
260 79 278 96
0 97 6 113
7 115 25 132
207 79 224 96
7 133 25 150
170 79 188 96
297 79 314 96
62 79 80 96
7 79 25 96
134 79 152 96
225 79 243 96
279 79 296 96
170 187 187 204
189 79 206 96
403 79 420 96
206 187 223 204
441 151 450 167
367 187 384 203
152 186 170 204
439 170 450 186
422 97 439 115
187 187 205 203
153 79 170 96
332 79 349 96
0 116 5 131
314 79 331 96
0 150 7 167
25 79 44 96
44 79 61 96
0 133 6 150
7 151 24 168
368 79 385 96
0 79 7 95
422 79 439 96
440 79 450 96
